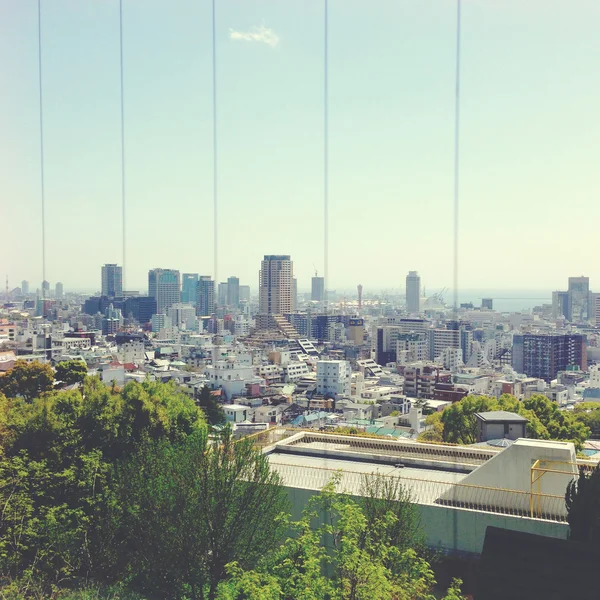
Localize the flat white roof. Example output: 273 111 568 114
267 453 465 504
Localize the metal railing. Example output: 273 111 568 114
269 460 568 523
287 432 497 466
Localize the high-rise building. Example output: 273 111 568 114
239 285 250 303
55 282 63 298
151 313 172 333
218 282 228 306
592 293 600 327
311 277 325 304
406 271 421 314
481 298 493 310
167 303 197 330
227 276 240 308
552 290 569 319
148 268 181 314
197 276 215 316
292 278 298 311
21 280 29 295
181 273 199 304
259 255 293 315
512 333 587 381
568 276 590 322
316 360 351 399
42 280 50 296
101 264 123 297
124 296 156 324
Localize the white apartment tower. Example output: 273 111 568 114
406 271 421 314
316 360 351 399
259 255 293 315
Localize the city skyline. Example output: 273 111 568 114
3 1 600 291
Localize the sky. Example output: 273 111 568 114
1 0 600 295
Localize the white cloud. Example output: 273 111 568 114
229 24 280 48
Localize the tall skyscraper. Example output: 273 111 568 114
218 282 228 306
406 271 421 314
197 276 215 316
148 268 181 314
55 282 63 298
292 278 298 311
552 290 569 319
311 276 325 303
42 280 50 296
239 285 250 303
259 255 293 315
101 264 123 297
181 273 199 304
227 276 240 307
568 276 590 322
21 280 29 295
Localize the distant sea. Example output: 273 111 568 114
448 290 552 313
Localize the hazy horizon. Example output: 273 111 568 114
3 0 599 292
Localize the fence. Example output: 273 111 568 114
269 460 568 523
285 432 497 466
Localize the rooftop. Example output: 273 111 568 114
475 411 528 423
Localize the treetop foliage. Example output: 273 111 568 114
419 393 590 451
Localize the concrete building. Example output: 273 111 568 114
283 361 310 382
239 285 250 302
259 255 293 315
476 411 528 442
292 278 298 311
267 433 575 555
227 276 240 308
429 328 461 361
311 276 325 304
21 280 29 295
197 276 215 316
257 255 293 330
223 404 250 423
406 271 421 314
568 276 590 322
316 359 351 399
151 313 172 333
396 333 428 364
348 317 365 346
148 268 181 314
167 303 196 330
101 264 123 298
181 273 199 304
552 290 569 320
124 296 156 324
218 282 228 306
481 298 493 310
512 333 587 382
55 282 63 298
205 359 259 398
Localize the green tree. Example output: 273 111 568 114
219 476 465 600
440 395 498 444
55 360 88 386
565 465 600 543
418 412 444 443
0 360 55 402
430 393 588 451
522 394 589 451
573 402 600 437
196 385 226 426
119 429 289 600
0 379 206 593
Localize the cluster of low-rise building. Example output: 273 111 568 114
3 267 600 449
